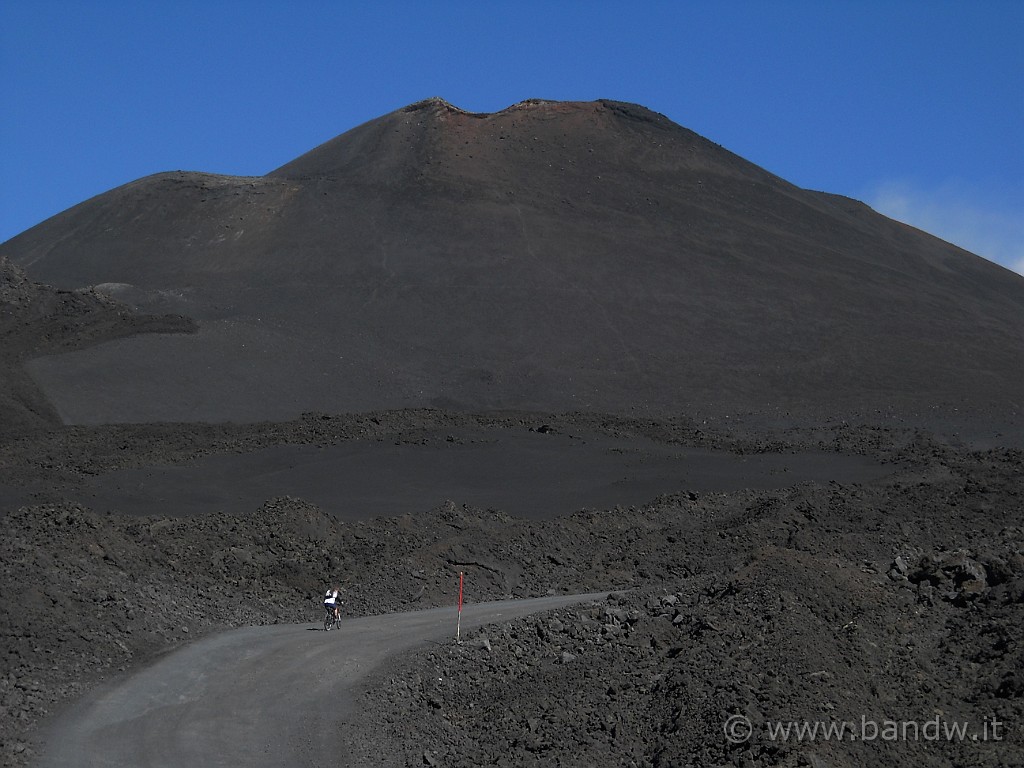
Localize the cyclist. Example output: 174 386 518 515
324 586 341 624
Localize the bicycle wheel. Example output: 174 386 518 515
324 612 333 631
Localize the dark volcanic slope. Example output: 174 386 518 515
4 98 1023 424
0 258 194 431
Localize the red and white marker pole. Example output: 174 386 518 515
456 571 464 644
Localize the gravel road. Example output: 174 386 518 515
38 593 609 767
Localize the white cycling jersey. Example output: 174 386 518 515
325 590 339 605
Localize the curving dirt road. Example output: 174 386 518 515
37 593 610 767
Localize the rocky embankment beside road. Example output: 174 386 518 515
350 539 1023 767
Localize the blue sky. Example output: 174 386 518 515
3 2 1022 274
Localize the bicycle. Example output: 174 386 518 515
324 605 341 631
